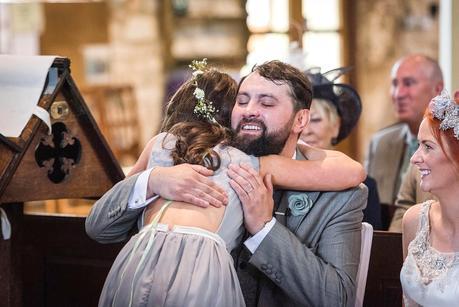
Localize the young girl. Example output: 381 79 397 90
93 62 365 307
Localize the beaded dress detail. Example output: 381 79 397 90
400 201 459 307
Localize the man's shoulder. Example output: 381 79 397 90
301 184 368 211
371 122 407 141
321 183 368 199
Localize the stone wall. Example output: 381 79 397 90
354 0 439 161
107 0 165 145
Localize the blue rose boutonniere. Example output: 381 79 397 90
287 193 313 216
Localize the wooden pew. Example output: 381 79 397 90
364 231 403 307
20 212 125 307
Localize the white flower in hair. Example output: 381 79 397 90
188 58 218 122
192 70 203 77
194 88 205 100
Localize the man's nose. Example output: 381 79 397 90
393 84 408 99
243 101 260 118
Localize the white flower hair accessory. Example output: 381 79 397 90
429 90 459 140
189 58 217 122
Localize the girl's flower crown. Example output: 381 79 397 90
189 58 217 123
429 90 459 140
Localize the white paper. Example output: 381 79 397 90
0 55 57 137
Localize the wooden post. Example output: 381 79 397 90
0 203 24 307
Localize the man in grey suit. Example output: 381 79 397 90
365 54 443 213
86 61 367 306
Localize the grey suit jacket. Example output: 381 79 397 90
365 123 408 205
233 150 368 307
85 174 144 244
234 187 368 307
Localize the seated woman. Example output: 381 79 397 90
300 67 382 229
400 90 459 306
92 61 365 307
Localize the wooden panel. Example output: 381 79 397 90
0 144 16 183
2 93 117 202
21 214 125 307
0 116 38 197
0 204 24 307
364 231 403 307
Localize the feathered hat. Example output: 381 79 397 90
305 67 362 144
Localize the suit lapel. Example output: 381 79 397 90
274 148 321 233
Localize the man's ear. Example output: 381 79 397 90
292 109 309 134
435 81 444 94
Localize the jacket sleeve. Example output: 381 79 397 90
389 164 418 232
85 174 144 244
248 185 368 307
364 137 376 173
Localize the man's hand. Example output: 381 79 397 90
148 164 228 208
228 163 274 235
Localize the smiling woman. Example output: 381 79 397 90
400 90 459 307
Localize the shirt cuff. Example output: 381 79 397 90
243 218 276 253
128 168 158 209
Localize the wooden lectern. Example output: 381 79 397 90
0 58 126 306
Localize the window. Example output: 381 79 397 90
302 0 341 71
245 0 342 73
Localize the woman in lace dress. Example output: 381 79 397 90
400 90 459 306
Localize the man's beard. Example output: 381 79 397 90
230 118 292 157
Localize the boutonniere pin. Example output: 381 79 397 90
288 193 313 216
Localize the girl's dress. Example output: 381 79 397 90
400 201 459 307
99 132 259 307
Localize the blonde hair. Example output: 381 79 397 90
311 98 340 145
312 98 340 125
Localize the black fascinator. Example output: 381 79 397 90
305 67 362 144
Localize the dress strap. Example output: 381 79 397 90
113 200 173 307
149 199 173 228
127 200 173 306
417 200 433 236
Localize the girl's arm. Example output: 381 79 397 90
259 143 365 191
126 135 158 177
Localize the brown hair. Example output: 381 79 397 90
243 60 313 111
425 104 459 172
160 69 237 170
